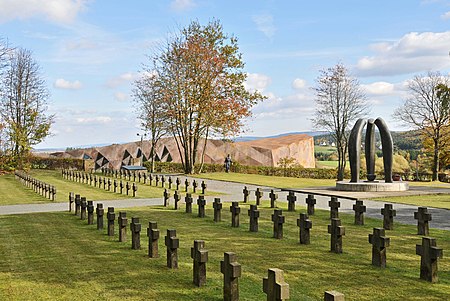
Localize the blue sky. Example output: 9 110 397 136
1 0 450 148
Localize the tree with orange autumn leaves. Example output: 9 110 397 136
136 20 265 174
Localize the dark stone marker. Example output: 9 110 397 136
329 197 340 219
191 240 208 287
113 179 118 193
324 291 345 301
149 174 153 185
248 205 259 232
118 212 128 242
126 182 130 196
138 172 142 183
143 173 147 184
230 202 241 227
414 207 432 235
75 194 81 216
368 227 390 267
132 183 137 197
272 209 285 239
69 192 74 212
269 189 278 208
192 180 198 193
96 203 104 230
119 181 124 194
107 207 115 236
161 175 165 188
353 200 366 225
133 171 136 182
94 176 98 187
262 268 290 301
165 229 179 269
197 195 206 218
147 221 159 258
255 188 263 206
174 190 180 210
103 177 107 190
213 198 222 222
168 177 172 189
185 178 189 192
176 177 180 190
243 186 249 203
80 197 87 220
287 191 297 212
87 200 94 225
221 252 241 301
201 181 207 195
185 193 193 213
381 204 396 230
328 218 345 253
297 213 312 245
416 237 443 283
130 217 141 250
108 178 111 191
163 189 170 207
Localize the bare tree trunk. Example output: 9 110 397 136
432 138 439 181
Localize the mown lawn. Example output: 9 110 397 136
0 201 448 300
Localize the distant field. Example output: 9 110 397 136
314 145 336 154
315 160 339 169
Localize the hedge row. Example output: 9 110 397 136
29 156 84 170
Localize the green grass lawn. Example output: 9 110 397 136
371 194 450 210
314 145 336 154
194 172 337 188
0 202 448 300
315 160 339 169
0 170 218 206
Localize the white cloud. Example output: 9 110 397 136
170 0 196 12
361 82 395 95
107 72 137 88
54 78 82 90
292 78 307 90
252 14 276 39
355 31 450 76
0 0 88 24
114 92 129 102
76 116 112 124
245 73 271 92
442 11 450 20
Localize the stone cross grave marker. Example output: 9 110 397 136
174 190 180 210
126 182 130 196
197 195 206 218
192 180 198 193
416 237 443 283
69 192 74 212
80 197 87 220
269 189 278 208
243 186 249 203
143 173 147 184
161 175 165 188
368 227 390 267
147 221 159 258
165 229 179 269
185 193 193 213
324 291 345 301
119 180 124 194
163 189 170 207
297 213 312 245
287 191 297 212
132 183 137 197
155 175 160 187
213 198 222 222
414 207 432 235
230 202 241 227
176 177 180 190
248 205 259 232
138 172 142 183
272 209 285 239
381 204 396 230
201 181 207 194
263 268 290 301
133 171 136 182
221 252 241 301
118 212 128 242
108 178 111 191
328 218 345 253
113 179 117 193
130 217 141 250
103 177 107 190
353 200 366 225
168 176 172 189
96 203 104 230
191 240 208 287
185 178 190 192
94 176 98 187
149 174 153 185
329 197 340 219
107 207 115 236
51 186 56 201
87 200 94 225
75 194 81 216
255 188 263 206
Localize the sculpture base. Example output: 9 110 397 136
336 181 409 192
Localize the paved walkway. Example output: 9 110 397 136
1 176 449 230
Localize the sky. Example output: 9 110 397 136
1 0 450 149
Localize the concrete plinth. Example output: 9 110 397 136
336 181 409 192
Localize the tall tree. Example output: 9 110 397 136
312 63 368 181
132 71 168 172
151 20 264 174
394 72 450 181
0 47 54 168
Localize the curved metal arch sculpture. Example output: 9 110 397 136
348 117 393 183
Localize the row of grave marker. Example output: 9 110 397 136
14 170 56 201
161 190 444 283
68 192 345 301
63 170 138 197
